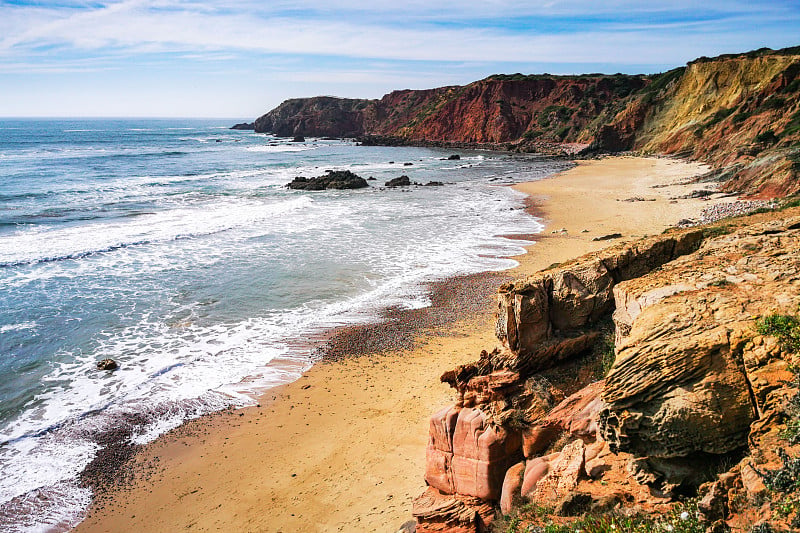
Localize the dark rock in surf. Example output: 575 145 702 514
230 122 254 130
385 175 412 188
287 170 368 191
96 359 119 371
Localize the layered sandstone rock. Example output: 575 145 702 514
600 216 800 490
419 211 800 531
493 228 703 374
425 407 522 501
412 487 495 533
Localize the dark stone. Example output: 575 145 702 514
592 233 623 241
292 135 305 142
367 177 377 181
555 492 593 516
424 181 444 186
385 175 412 187
447 154 461 160
96 359 118 371
230 122 254 130
403 162 413 166
286 170 368 191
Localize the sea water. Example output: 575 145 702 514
0 118 567 531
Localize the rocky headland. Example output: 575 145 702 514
412 204 800 532
249 46 800 197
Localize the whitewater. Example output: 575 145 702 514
0 118 568 531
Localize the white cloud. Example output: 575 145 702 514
1 0 795 67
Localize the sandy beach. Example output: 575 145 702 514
74 156 727 533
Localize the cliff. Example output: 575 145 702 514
414 204 800 532
251 46 800 196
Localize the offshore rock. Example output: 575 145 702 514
385 175 412 187
96 359 118 371
229 122 254 130
286 170 368 190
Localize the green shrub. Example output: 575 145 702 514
494 501 705 533
756 313 800 352
702 224 734 239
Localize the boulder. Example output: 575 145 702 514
499 462 525 514
413 487 494 533
522 381 604 458
96 359 118 371
386 175 412 187
291 135 305 142
522 440 585 505
230 122 254 130
286 170 368 190
447 154 461 160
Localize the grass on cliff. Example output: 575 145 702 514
495 501 704 533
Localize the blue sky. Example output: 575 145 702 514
1 0 798 118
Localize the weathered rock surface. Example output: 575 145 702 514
417 209 800 530
229 122 254 130
522 440 586 504
523 381 604 458
600 216 800 490
492 228 703 374
286 170 368 190
413 487 494 533
425 407 522 501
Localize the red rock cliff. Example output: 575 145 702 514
252 46 800 196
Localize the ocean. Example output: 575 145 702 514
0 118 567 531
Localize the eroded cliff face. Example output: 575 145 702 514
252 47 800 196
414 208 800 532
623 52 800 197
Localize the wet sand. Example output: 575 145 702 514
74 156 725 533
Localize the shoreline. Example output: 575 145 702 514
74 155 731 533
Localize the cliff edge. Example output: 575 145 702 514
411 204 800 532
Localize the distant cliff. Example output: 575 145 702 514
251 46 800 196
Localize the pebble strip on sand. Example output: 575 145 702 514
318 271 511 361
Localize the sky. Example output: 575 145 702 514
1 0 799 118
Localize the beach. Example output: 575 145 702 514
74 155 725 533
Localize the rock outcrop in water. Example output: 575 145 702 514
250 46 800 196
286 170 368 190
412 207 800 532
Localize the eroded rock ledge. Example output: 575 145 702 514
413 211 800 532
